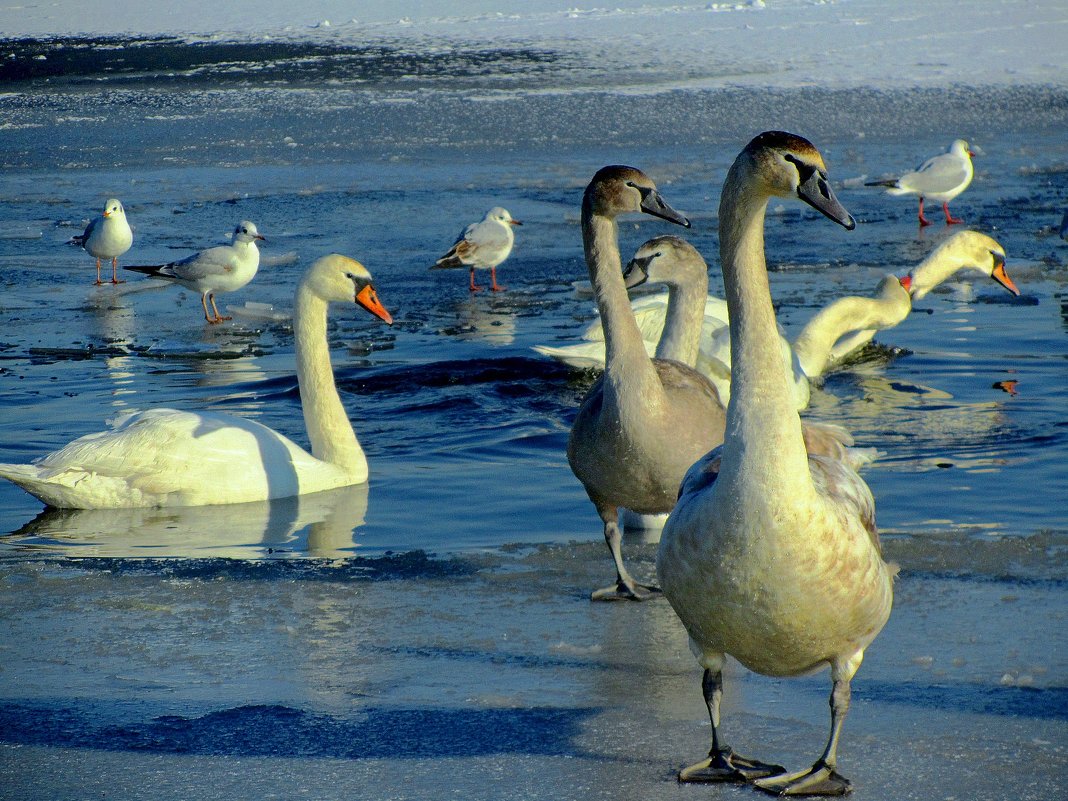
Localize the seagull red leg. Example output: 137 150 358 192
917 197 933 227
943 202 964 225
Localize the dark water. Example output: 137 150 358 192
0 32 1066 801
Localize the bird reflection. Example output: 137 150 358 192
443 297 517 345
5 482 369 559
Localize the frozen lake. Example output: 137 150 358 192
1 2 1066 798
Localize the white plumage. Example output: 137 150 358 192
70 198 134 285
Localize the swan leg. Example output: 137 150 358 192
754 678 853 796
680 668 786 783
917 197 933 227
94 258 104 286
110 257 125 284
489 266 506 292
468 267 483 292
942 202 964 225
590 509 661 601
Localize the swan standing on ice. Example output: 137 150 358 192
70 198 133 285
125 221 265 323
658 132 895 795
0 254 393 509
866 139 975 226
432 207 521 292
567 166 723 601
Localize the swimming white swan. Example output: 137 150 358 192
866 138 975 226
125 221 265 323
70 198 133 285
567 165 723 601
431 206 521 292
657 132 895 795
0 254 393 509
802 230 1019 375
536 229 1019 406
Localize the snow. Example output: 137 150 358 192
2 1 1066 89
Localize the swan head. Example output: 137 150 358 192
736 131 855 230
584 165 690 227
102 198 125 219
302 254 394 325
906 231 1018 299
232 221 266 244
623 235 708 290
487 207 522 227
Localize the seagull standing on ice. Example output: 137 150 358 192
431 207 521 292
70 198 134 285
867 139 975 226
125 221 265 324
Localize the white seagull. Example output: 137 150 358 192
866 139 975 226
125 221 265 323
431 207 521 292
70 198 134 285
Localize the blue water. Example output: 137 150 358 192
0 33 1066 801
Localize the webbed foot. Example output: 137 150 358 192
679 747 785 783
590 578 662 602
753 760 851 796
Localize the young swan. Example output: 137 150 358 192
567 165 724 601
0 255 392 509
658 132 895 795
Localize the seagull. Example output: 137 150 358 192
431 207 521 292
125 221 265 324
69 198 134 285
866 139 975 227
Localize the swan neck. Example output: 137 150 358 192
719 166 809 482
292 285 365 475
656 279 705 366
582 206 659 389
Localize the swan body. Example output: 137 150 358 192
566 166 723 601
432 206 521 291
125 221 265 323
866 138 974 226
0 254 393 509
657 132 895 794
70 198 133 285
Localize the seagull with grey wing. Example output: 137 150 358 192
70 198 134 285
431 207 521 292
867 139 975 227
125 221 265 324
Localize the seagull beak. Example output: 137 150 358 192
990 254 1020 296
102 210 111 218
509 219 523 226
797 168 855 230
255 234 266 242
356 283 394 325
899 274 913 293
639 188 690 228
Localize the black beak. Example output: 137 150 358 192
796 166 855 230
623 256 652 289
639 188 691 228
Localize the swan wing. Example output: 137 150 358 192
808 453 881 553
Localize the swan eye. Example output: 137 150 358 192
990 250 1006 267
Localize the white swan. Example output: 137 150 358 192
0 254 393 509
536 229 1019 405
567 165 724 601
803 230 1019 374
866 138 974 226
657 132 896 795
125 221 264 323
70 198 133 285
431 206 521 292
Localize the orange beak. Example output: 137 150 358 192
509 219 523 226
356 283 393 325
103 210 111 218
991 259 1020 296
899 274 913 292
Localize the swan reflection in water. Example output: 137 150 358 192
4 482 369 560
